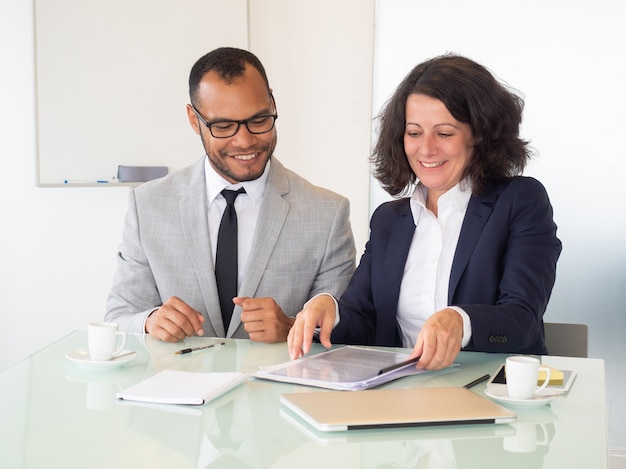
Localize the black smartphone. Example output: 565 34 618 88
487 362 574 392
488 364 507 385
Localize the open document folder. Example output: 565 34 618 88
253 346 457 391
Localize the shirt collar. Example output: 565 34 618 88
410 179 472 222
204 157 270 205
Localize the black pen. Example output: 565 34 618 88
174 341 225 355
463 374 490 389
378 356 420 375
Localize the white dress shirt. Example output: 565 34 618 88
396 181 473 348
204 158 269 291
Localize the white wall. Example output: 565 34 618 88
372 0 626 452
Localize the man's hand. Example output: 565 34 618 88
235 297 294 343
410 308 463 370
145 296 205 342
287 294 337 360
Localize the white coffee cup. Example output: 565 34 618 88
88 322 127 361
505 356 551 399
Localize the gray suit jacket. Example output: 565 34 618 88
106 157 356 339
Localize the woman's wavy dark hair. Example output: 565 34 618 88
371 54 531 196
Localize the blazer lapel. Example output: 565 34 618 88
375 201 415 343
448 188 497 301
179 159 224 336
227 159 289 336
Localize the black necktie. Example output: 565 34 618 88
215 187 245 332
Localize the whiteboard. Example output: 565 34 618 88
34 0 248 185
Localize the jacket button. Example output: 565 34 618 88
489 335 508 344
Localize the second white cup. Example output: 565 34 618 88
88 322 127 361
505 356 551 399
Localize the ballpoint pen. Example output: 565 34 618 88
378 356 420 375
174 341 226 355
463 374 491 389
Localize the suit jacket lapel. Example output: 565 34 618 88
179 158 224 336
227 159 289 336
448 187 497 301
376 201 415 343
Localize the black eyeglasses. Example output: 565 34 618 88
191 104 278 139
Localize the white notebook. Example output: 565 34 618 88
116 370 248 406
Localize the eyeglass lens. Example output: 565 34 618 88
210 115 276 138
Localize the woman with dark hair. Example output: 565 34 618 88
288 54 562 370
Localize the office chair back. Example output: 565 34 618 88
544 322 589 358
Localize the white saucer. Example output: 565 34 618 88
66 349 136 369
484 386 558 409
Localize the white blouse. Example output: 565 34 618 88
396 181 473 348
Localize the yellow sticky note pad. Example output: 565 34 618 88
538 366 564 386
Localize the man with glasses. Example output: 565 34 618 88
106 47 356 343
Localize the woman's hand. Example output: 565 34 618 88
411 308 463 370
287 294 337 359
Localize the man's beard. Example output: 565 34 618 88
202 134 276 183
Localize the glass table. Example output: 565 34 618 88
0 331 607 468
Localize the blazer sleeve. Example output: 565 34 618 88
454 177 562 354
330 239 377 345
307 196 357 300
105 189 161 332
331 200 411 346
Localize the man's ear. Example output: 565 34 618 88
186 104 201 135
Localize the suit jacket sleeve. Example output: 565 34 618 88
105 189 161 332
308 196 356 299
453 177 562 354
331 200 411 346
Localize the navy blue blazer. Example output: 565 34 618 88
332 176 562 355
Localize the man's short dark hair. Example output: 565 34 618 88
189 47 270 105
